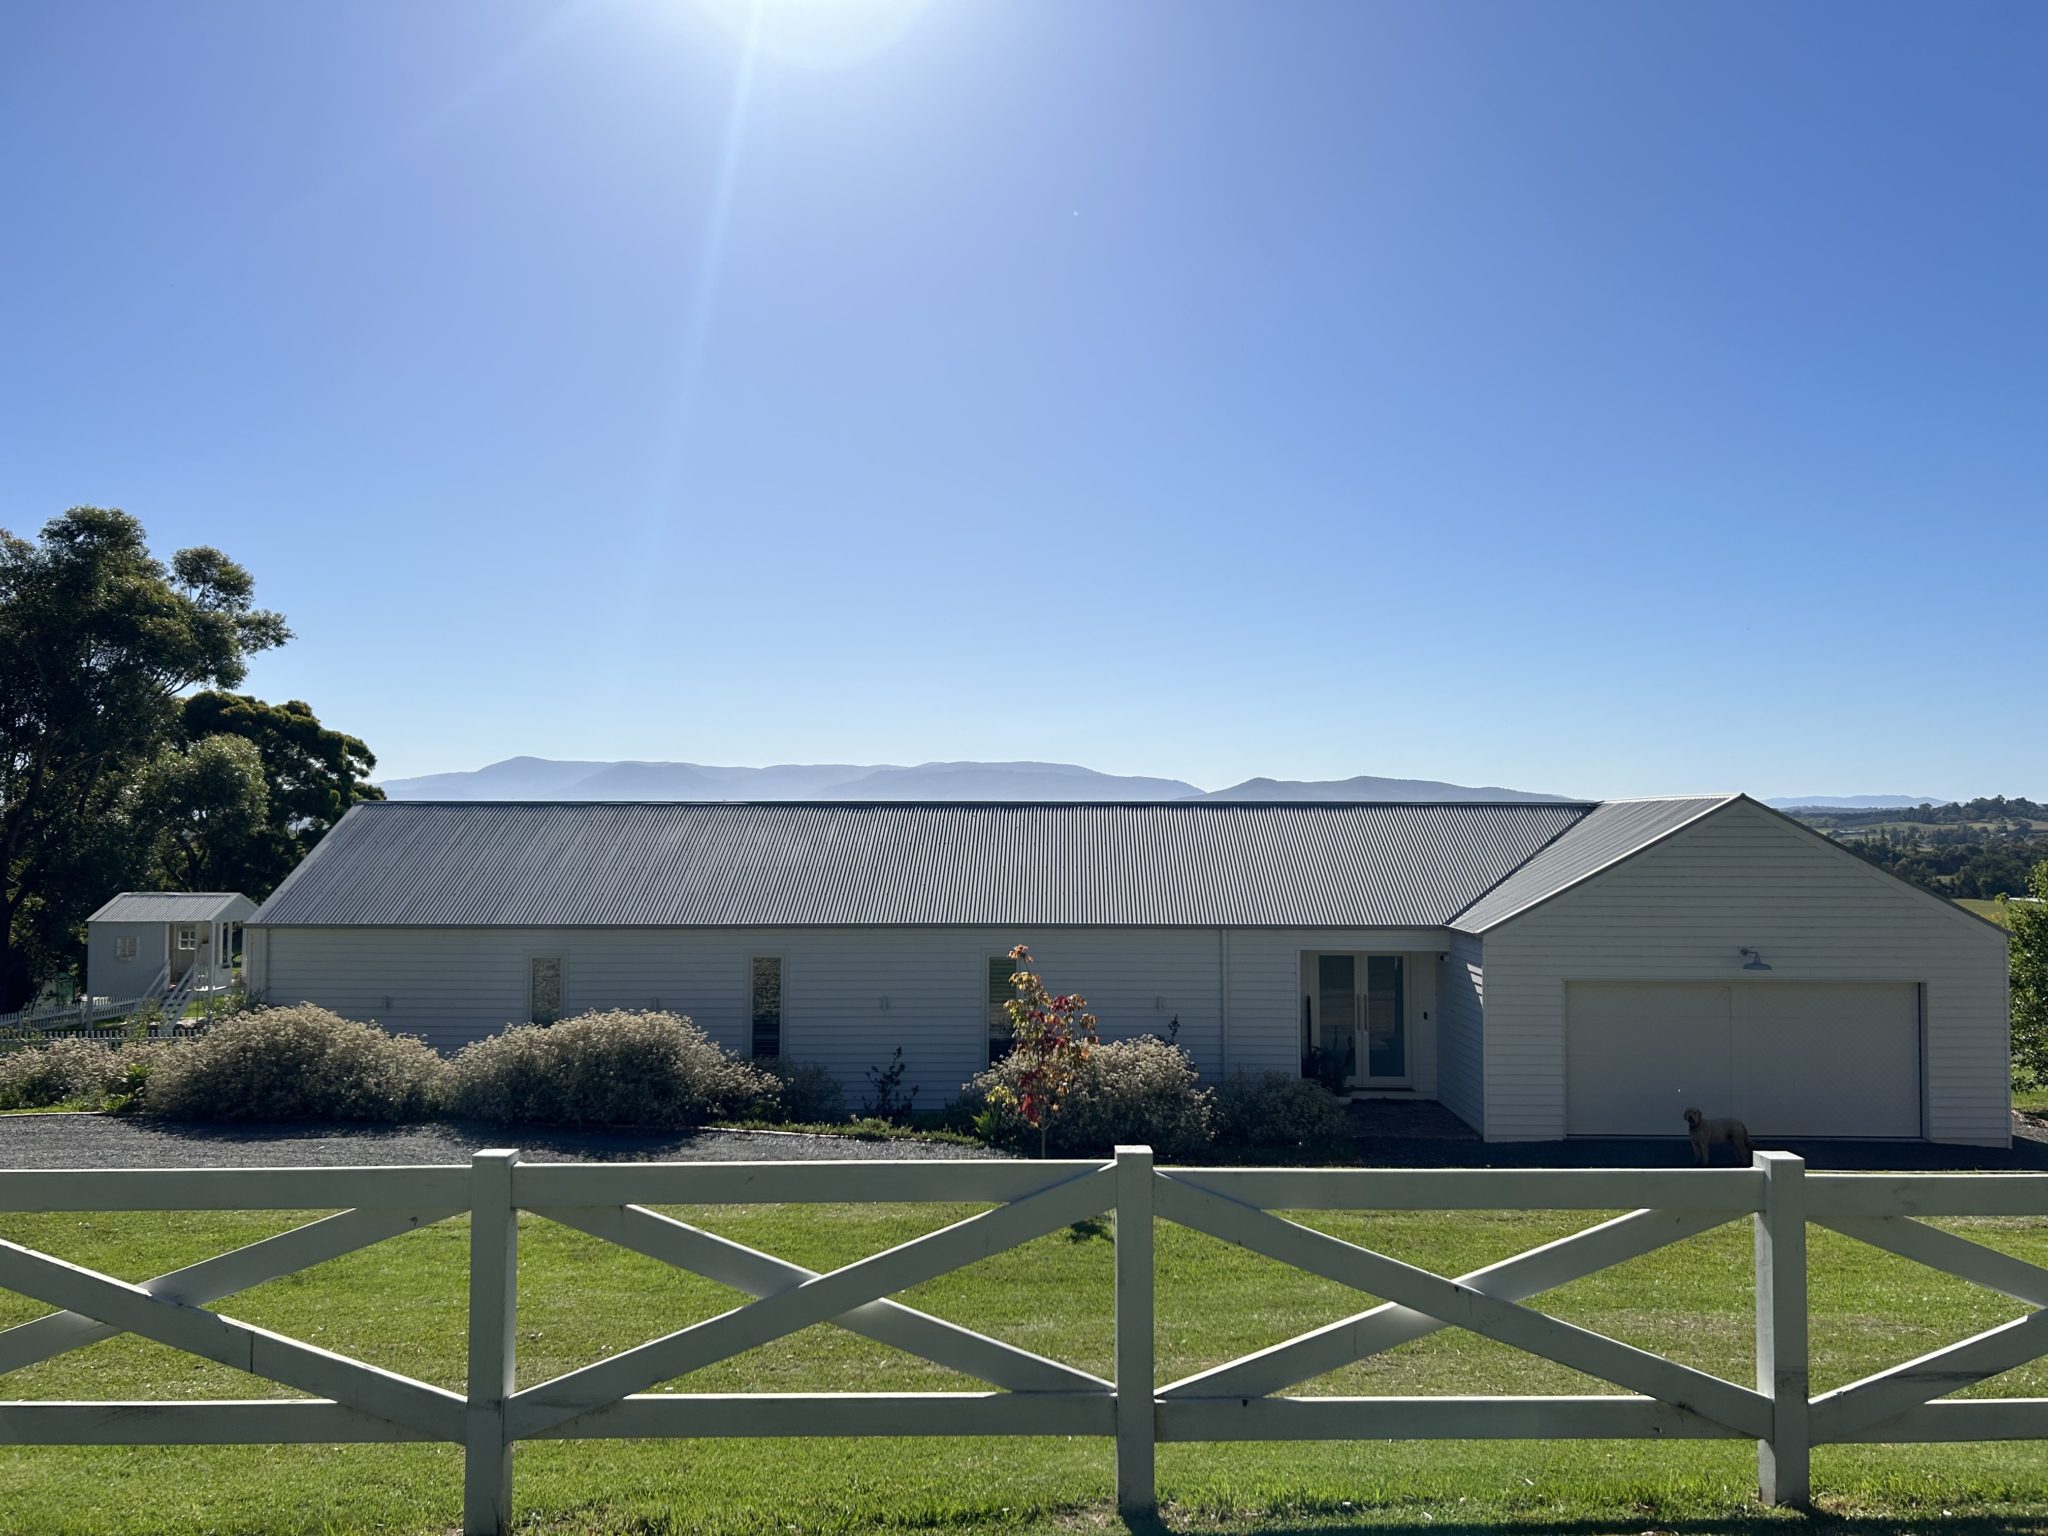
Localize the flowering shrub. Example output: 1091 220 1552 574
446 1009 774 1128
1212 1071 1348 1148
0 1038 172 1111
146 1005 445 1122
962 1034 1215 1158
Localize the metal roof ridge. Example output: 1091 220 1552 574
355 798 1605 810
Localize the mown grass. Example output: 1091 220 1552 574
1956 899 2015 929
4 1199 2048 1534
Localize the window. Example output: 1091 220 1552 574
176 926 198 952
751 957 782 1060
529 956 564 1025
115 936 138 962
988 955 1017 1065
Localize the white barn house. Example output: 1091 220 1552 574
241 796 2012 1145
87 891 256 1006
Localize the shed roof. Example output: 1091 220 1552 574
1447 795 1737 932
89 892 257 925
249 800 1598 929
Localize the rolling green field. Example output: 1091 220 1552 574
1957 898 2016 928
4 1201 2048 1534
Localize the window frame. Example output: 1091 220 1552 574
115 935 138 962
986 953 1018 1067
527 953 566 1025
749 954 785 1062
176 925 199 952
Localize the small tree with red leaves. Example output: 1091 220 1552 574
990 944 1098 1159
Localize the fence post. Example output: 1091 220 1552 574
464 1149 521 1536
1754 1150 1809 1506
1115 1144 1156 1520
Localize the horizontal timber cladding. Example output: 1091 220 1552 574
255 923 1453 1103
1436 931 1486 1132
1477 799 2010 1146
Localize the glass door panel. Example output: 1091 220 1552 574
1364 955 1405 1079
1316 954 1357 1082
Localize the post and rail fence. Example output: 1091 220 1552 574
2 1149 2047 1534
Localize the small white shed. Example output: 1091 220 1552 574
86 892 256 1006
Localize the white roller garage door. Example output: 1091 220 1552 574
1565 981 1921 1138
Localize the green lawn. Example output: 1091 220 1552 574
5 1200 2048 1534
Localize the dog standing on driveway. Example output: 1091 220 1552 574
1684 1106 1753 1165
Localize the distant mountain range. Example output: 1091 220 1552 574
377 758 1582 803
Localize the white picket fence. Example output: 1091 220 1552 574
0 996 163 1035
2 1150 2046 1535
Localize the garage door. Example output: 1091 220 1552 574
1565 982 1921 1138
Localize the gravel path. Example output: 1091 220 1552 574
1 1112 2045 1172
0 1115 998 1170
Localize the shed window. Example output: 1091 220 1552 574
115 936 138 962
988 956 1017 1065
176 926 198 951
529 956 564 1025
751 957 782 1061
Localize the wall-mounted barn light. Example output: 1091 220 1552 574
1740 948 1772 972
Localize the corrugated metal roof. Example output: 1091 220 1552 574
89 892 257 924
249 800 1597 929
1448 795 1737 932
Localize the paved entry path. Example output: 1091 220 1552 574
0 1116 996 1170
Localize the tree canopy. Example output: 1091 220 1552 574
1 507 375 1009
2011 862 2048 1089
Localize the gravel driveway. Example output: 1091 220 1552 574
2 1111 2045 1172
0 1115 999 1170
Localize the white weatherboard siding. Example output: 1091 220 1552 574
1478 800 2010 1146
1437 932 1485 1132
253 924 1446 1104
85 922 167 1002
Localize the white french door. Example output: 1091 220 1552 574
1310 953 1408 1088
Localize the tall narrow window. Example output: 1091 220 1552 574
751 957 782 1060
988 955 1016 1065
1364 955 1405 1078
529 956 564 1025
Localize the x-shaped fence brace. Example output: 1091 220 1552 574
0 1207 463 1443
1808 1214 2048 1443
1151 1171 1772 1439
506 1160 1116 1439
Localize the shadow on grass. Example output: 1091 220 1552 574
1123 1514 2048 1536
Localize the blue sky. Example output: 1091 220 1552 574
2 1 2042 798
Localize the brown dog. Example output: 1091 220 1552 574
1684 1107 1754 1166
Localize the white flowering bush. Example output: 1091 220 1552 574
0 1037 171 1111
146 1004 445 1122
446 1009 774 1128
962 1034 1214 1157
1212 1071 1348 1148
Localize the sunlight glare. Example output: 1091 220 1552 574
695 0 932 69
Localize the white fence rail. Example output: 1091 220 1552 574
2 1150 2047 1534
0 996 170 1036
